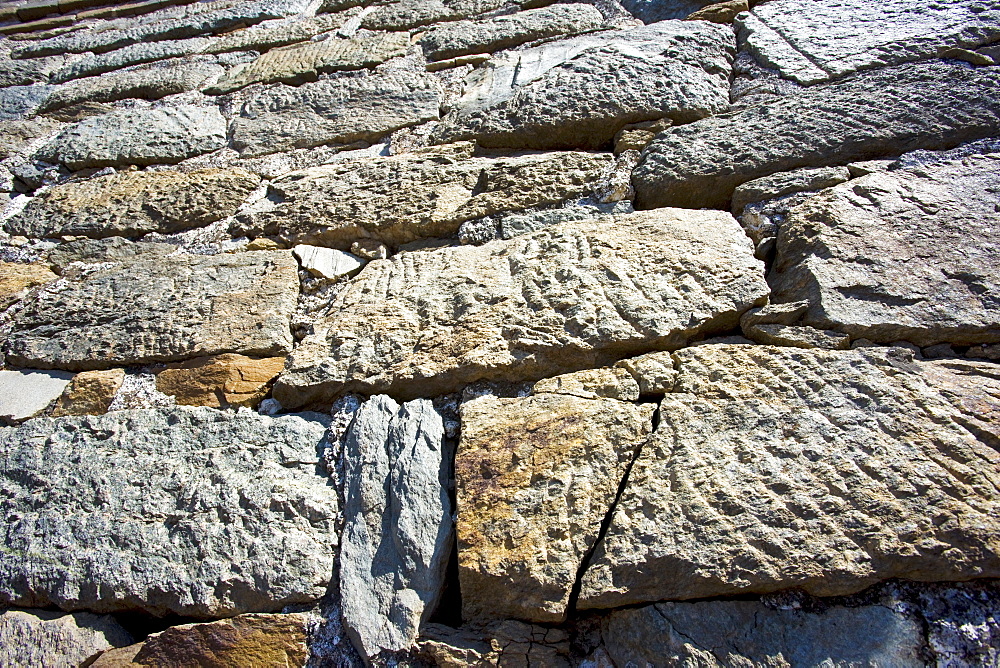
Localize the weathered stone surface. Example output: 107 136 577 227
207 32 408 93
231 72 440 157
600 599 924 667
685 0 747 23
579 345 1000 610
273 209 767 406
90 613 308 668
154 354 285 408
51 38 215 83
0 261 56 310
0 407 337 617
6 250 298 370
771 147 1000 347
633 60 1000 210
744 323 852 349
234 143 613 249
531 367 640 401
614 350 677 394
420 4 604 61
731 165 851 215
419 621 571 668
293 244 365 278
0 118 61 160
0 54 66 87
620 0 717 22
0 84 54 121
432 20 734 149
51 368 126 417
6 168 260 239
458 391 654 623
0 369 74 424
359 0 509 31
36 105 228 170
340 396 451 659
0 609 133 668
738 0 1000 85
46 238 174 271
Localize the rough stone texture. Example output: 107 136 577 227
531 367 640 401
614 350 677 394
0 261 56 310
579 345 1000 610
51 368 126 417
0 84 54 121
273 209 768 407
6 250 298 370
5 168 260 239
0 368 74 424
359 0 510 31
293 244 365 279
340 395 451 659
685 0 747 23
738 0 1000 85
744 323 852 350
208 32 408 93
231 72 440 157
154 354 285 408
620 0 717 23
770 148 1000 347
458 391 655 623
38 61 224 113
234 143 613 249
600 599 924 666
633 60 1000 210
418 621 571 667
36 105 228 170
45 238 174 271
731 165 851 215
0 609 134 668
0 117 61 160
420 4 605 61
0 407 337 617
89 614 308 668
432 20 734 150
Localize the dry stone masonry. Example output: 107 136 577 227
1 0 999 664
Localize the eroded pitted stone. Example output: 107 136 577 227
0 407 337 617
233 143 613 249
5 168 260 239
633 60 1000 209
579 345 1000 610
231 72 440 157
432 20 734 149
771 147 1000 346
272 208 767 407
0 609 134 668
6 250 298 370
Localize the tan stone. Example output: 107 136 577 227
51 368 125 417
685 0 749 23
615 350 677 394
419 621 571 668
457 391 654 623
0 262 57 311
532 367 640 401
90 614 308 668
155 354 285 408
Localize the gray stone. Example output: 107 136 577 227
600 599 924 667
231 72 440 157
420 4 605 61
620 0 717 22
0 369 74 424
272 208 767 407
770 147 1000 347
293 244 365 279
0 54 67 87
35 105 228 170
6 168 260 239
51 39 216 83
0 609 134 668
0 84 55 121
459 201 632 245
744 323 852 350
633 60 1000 210
731 166 851 215
6 250 298 370
206 32 409 94
431 20 734 150
359 0 510 31
340 396 451 660
0 407 338 617
738 0 1000 85
46 237 174 271
0 118 61 160
419 621 572 667
38 61 224 113
579 345 1000 610
234 143 613 249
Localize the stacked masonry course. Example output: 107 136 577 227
0 0 999 665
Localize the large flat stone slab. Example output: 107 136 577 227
272 208 767 407
457 390 654 623
770 146 1000 346
6 250 298 371
35 105 228 170
0 369 74 425
431 20 734 149
5 168 260 239
231 72 440 157
738 0 1000 85
233 143 613 249
579 345 1000 610
0 407 337 617
632 60 1000 210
